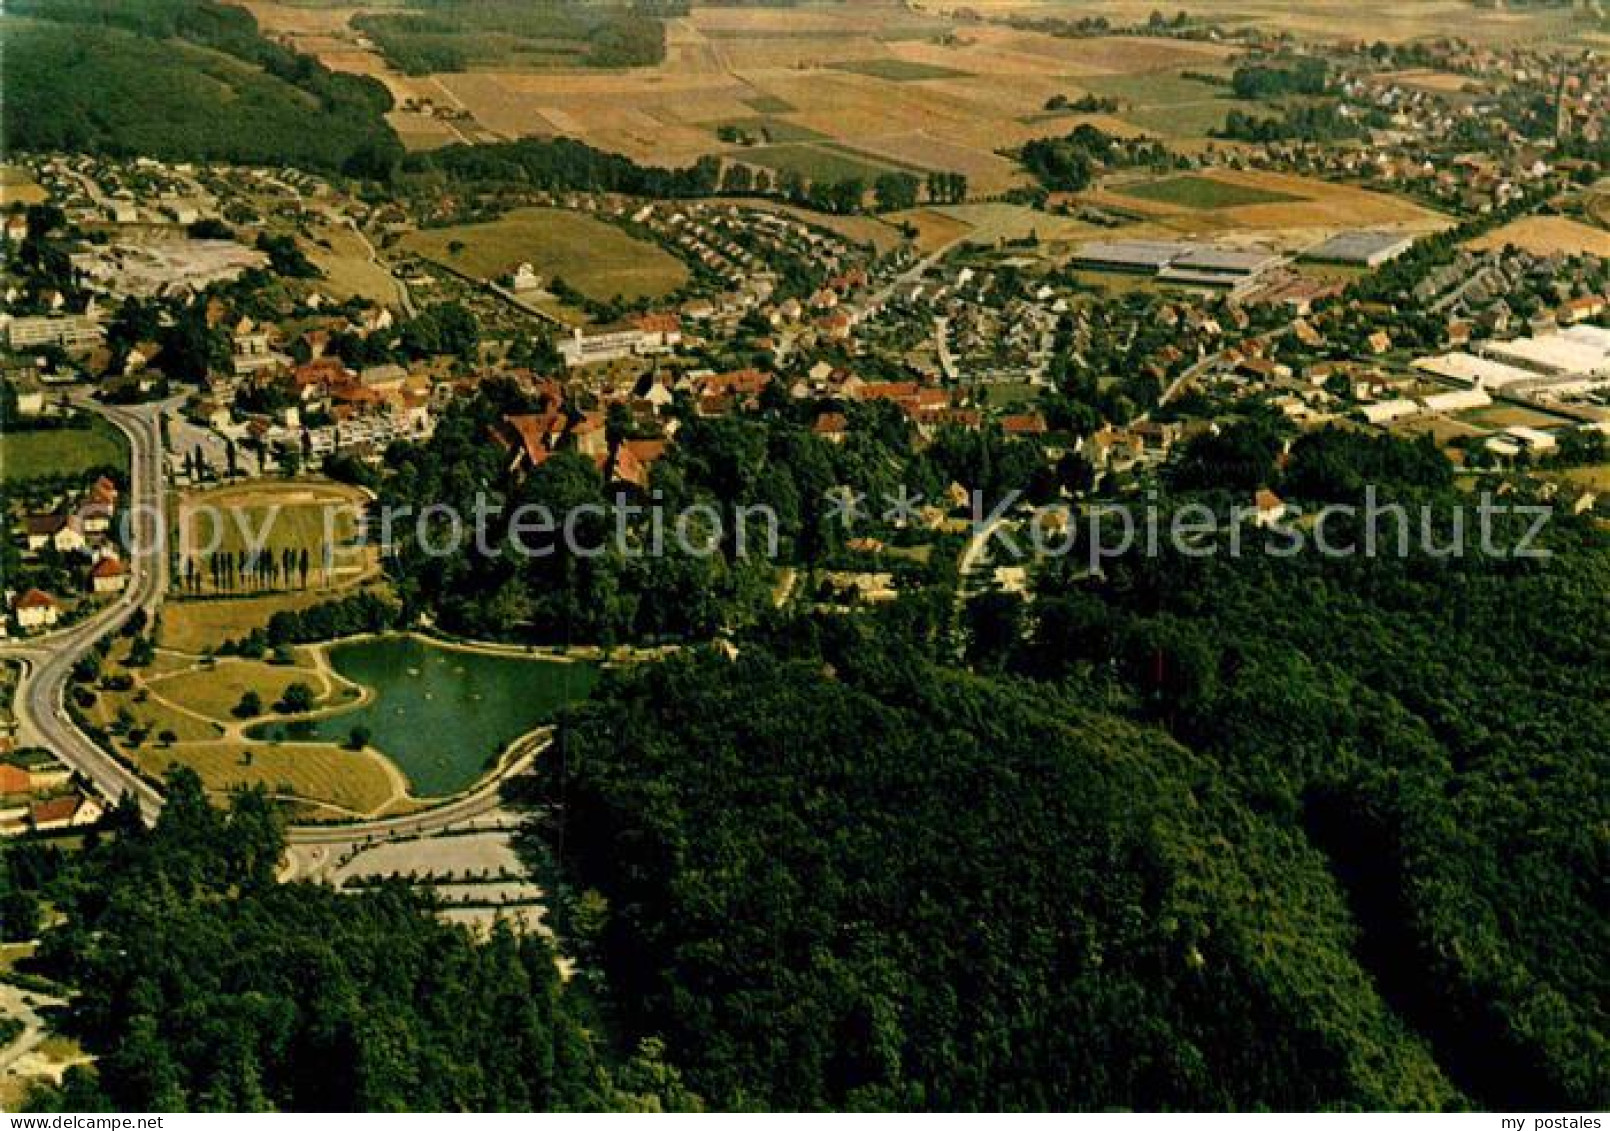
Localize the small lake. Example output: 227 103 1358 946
249 635 597 797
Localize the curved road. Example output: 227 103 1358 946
2 400 168 820
3 399 540 847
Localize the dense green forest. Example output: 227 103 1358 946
8 772 699 1112
372 382 1042 644
353 0 670 76
2 0 400 174
6 412 1605 1109
523 426 1607 1110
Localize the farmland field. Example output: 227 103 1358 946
828 59 972 82
1116 174 1306 211
1087 168 1450 247
1465 216 1610 259
918 0 1594 45
740 143 902 184
0 416 128 484
399 207 688 300
713 117 828 144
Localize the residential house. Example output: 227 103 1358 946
88 556 128 594
13 589 60 630
28 794 103 832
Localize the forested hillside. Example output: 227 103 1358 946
526 426 1608 1111
1 0 400 174
11 772 698 1112
539 644 1461 1110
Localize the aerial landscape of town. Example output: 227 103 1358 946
0 0 1607 1116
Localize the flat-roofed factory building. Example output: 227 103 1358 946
1300 231 1417 267
1070 240 1285 296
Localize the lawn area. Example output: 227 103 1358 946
145 655 336 725
135 741 401 817
978 381 1044 408
175 479 371 594
159 588 384 654
0 416 127 484
1557 464 1610 493
400 207 688 301
829 58 971 81
1113 174 1307 210
0 164 47 206
740 143 900 184
88 684 224 745
1458 405 1577 430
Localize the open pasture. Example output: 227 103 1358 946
1088 169 1449 248
399 206 689 300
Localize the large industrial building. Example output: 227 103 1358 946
1413 325 1610 396
1070 240 1285 296
1300 231 1417 267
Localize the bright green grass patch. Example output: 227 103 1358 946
739 143 900 183
1116 175 1306 210
829 58 971 82
0 416 127 484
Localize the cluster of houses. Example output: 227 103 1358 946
0 747 103 837
7 475 125 634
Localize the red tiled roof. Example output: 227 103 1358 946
14 588 58 610
1001 413 1048 436
29 795 82 826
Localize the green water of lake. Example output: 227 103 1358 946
249 635 596 797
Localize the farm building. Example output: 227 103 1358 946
1301 231 1416 267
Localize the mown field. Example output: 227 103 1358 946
159 587 381 654
0 416 127 484
1117 174 1306 210
399 206 689 300
175 479 371 594
145 656 339 726
0 164 46 206
135 740 400 816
